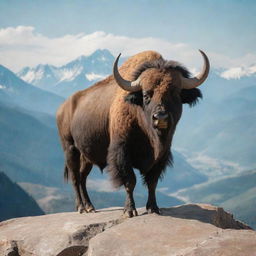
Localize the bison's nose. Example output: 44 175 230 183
153 112 168 121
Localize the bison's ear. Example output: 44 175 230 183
180 88 202 107
124 91 143 106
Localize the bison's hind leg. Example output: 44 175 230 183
123 169 138 218
65 144 86 213
80 155 95 213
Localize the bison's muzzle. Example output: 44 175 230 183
153 112 169 129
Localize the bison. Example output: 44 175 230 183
56 50 209 217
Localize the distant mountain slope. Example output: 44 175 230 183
220 187 256 229
0 172 44 221
174 169 256 229
0 64 64 115
18 49 115 97
174 73 256 168
176 110 256 167
158 151 208 193
0 102 64 186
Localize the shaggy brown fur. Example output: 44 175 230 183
56 50 203 216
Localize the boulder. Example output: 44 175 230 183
0 207 123 256
0 204 255 256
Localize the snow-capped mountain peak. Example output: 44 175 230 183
18 64 57 85
17 49 114 97
57 66 83 83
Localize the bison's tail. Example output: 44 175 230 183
64 165 69 182
108 170 125 189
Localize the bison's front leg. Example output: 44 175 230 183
144 151 171 214
145 172 161 214
107 140 138 218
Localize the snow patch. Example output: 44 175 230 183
20 70 44 83
85 72 106 81
100 56 106 62
58 66 83 82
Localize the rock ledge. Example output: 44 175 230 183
0 204 255 256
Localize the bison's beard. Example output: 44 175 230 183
136 108 172 161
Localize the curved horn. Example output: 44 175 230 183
113 53 142 92
181 50 210 89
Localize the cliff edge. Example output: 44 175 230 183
0 204 255 256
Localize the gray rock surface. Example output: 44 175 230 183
0 204 255 256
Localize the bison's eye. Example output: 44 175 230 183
143 90 153 105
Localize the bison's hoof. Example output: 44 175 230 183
86 206 96 213
77 205 86 214
147 207 161 215
123 209 138 218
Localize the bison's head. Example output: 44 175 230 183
113 51 209 134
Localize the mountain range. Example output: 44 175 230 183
18 49 115 97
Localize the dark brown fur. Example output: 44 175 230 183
56 51 202 215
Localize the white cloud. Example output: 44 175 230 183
0 26 256 78
0 26 195 71
220 65 256 79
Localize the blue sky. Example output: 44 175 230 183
0 0 255 74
